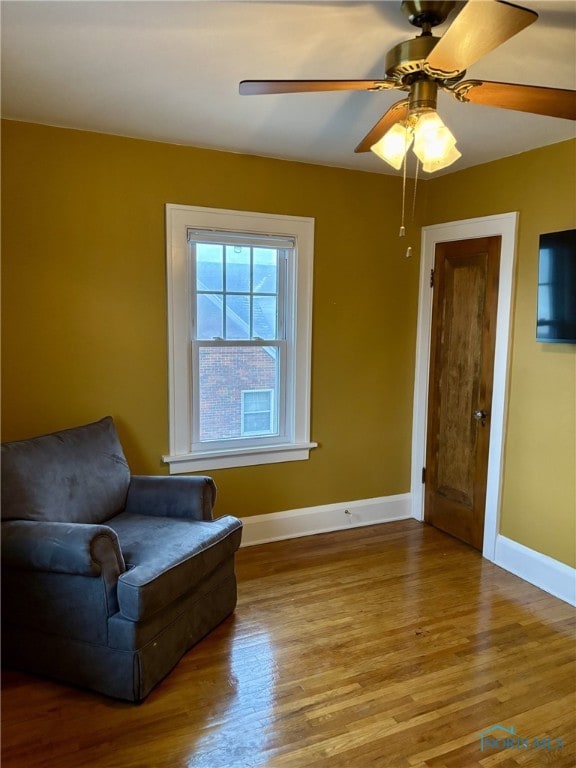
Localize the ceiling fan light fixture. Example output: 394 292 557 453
241 0 576 171
370 122 413 169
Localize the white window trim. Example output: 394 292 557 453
164 204 317 473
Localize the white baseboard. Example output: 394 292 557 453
494 534 576 607
240 493 412 547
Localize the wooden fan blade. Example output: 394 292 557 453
454 80 576 120
354 100 410 153
239 80 394 95
425 0 538 77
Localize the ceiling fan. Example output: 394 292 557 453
239 0 576 172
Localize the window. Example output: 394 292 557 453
241 390 274 436
193 234 285 444
165 204 316 472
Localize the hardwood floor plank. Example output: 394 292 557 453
2 520 575 767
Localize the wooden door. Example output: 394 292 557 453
424 236 501 550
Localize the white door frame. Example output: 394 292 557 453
410 212 519 561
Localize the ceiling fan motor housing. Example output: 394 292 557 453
385 35 439 82
408 78 439 114
401 1 457 28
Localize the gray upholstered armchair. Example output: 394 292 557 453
1 417 242 701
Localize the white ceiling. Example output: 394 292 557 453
2 0 575 176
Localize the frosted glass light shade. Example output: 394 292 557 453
370 123 413 170
413 111 460 172
421 145 462 173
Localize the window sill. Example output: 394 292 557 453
162 441 318 473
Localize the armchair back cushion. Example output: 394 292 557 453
1 417 130 524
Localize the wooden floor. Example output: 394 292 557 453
2 520 575 768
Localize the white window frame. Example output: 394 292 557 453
164 204 316 473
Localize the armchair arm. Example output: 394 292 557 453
124 475 217 521
1 520 125 578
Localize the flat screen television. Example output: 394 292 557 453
536 228 576 343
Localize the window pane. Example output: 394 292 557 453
253 296 277 339
197 294 223 339
253 248 278 294
244 411 271 433
226 295 250 339
226 246 250 292
244 390 272 413
196 244 223 291
198 347 279 442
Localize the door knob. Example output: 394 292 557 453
473 409 488 425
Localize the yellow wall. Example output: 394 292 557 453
1 120 419 517
2 120 574 568
425 140 576 568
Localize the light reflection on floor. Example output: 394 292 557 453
186 628 276 768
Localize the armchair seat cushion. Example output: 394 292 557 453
109 512 242 622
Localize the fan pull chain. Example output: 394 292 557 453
402 156 420 257
403 156 419 258
398 164 406 237
399 130 408 238
412 157 420 222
